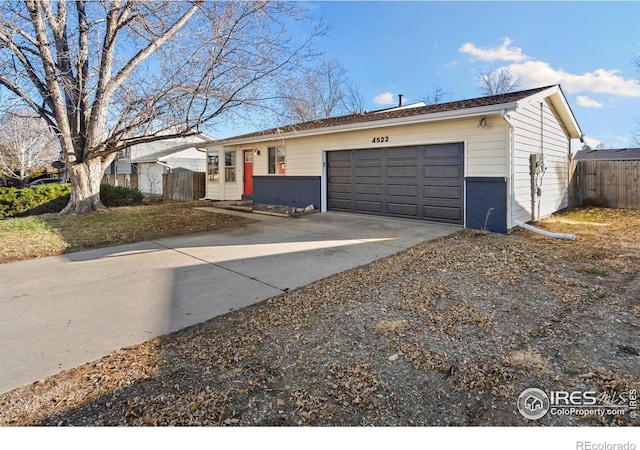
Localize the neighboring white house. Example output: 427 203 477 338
202 85 583 233
104 134 213 195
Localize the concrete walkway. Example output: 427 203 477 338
0 210 459 394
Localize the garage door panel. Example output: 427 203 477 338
386 159 417 167
329 198 352 210
355 149 383 158
423 178 463 187
424 166 461 178
354 176 386 185
387 147 418 159
424 186 462 199
424 158 462 167
355 200 383 213
327 144 463 224
353 160 382 168
387 185 418 197
354 167 382 177
424 196 462 207
355 184 383 195
387 166 418 177
388 203 418 217
386 177 419 186
423 206 461 221
329 183 351 194
328 151 351 161
330 167 351 177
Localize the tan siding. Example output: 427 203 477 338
206 181 220 199
226 118 509 178
224 182 240 200
511 99 570 225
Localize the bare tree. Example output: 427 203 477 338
0 1 323 214
422 85 451 105
277 59 363 123
0 111 58 184
341 80 365 115
477 67 522 96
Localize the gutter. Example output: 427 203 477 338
155 160 172 172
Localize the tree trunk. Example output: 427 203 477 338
60 157 106 215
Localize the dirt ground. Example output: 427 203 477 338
1 207 638 426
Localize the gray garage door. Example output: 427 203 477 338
327 143 464 224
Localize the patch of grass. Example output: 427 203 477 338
551 207 640 228
0 201 249 264
577 267 608 277
0 216 68 262
541 208 640 258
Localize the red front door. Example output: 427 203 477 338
243 150 254 196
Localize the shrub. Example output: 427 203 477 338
99 184 144 207
0 184 71 218
0 184 144 218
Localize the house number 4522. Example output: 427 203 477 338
372 136 389 143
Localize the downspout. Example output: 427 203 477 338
513 219 575 240
501 109 516 231
501 109 575 241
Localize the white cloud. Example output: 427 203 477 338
576 96 604 108
459 38 640 99
582 135 602 149
459 37 529 62
505 61 640 97
373 92 396 105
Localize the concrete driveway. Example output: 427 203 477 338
0 210 459 394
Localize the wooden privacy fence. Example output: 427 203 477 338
572 160 640 209
162 172 205 201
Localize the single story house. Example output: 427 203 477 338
203 85 582 233
573 148 640 161
104 133 213 195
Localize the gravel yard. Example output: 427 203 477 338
1 208 639 426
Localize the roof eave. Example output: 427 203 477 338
209 102 519 148
544 86 583 139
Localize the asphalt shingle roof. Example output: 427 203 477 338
574 148 640 161
217 85 556 144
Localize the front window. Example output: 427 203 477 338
207 152 219 181
225 151 236 182
268 146 286 174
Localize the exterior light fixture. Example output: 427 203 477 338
477 117 488 128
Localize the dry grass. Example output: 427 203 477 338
373 320 407 333
504 348 551 374
1 207 639 426
0 200 250 264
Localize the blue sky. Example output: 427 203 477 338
220 1 640 148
